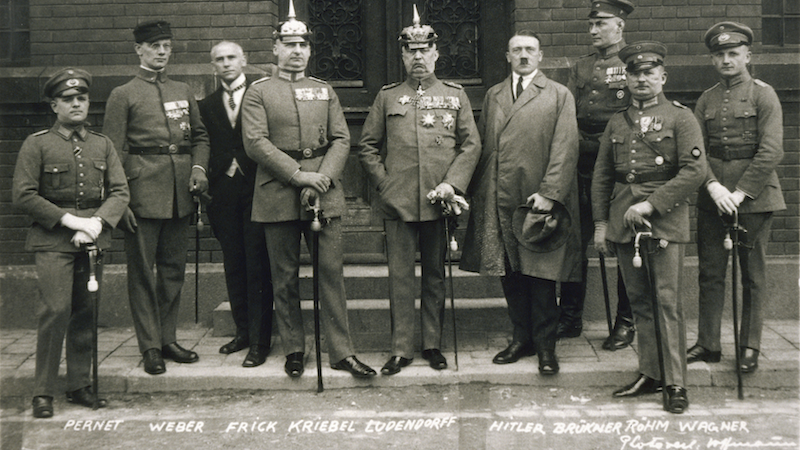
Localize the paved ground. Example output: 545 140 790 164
2 321 798 396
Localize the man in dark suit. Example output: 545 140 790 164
199 41 274 367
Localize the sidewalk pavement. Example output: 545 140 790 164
2 321 797 397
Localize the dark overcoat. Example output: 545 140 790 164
461 71 582 282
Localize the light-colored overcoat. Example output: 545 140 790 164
461 71 582 282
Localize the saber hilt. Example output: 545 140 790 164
632 231 652 268
87 244 99 292
310 199 323 232
195 197 204 231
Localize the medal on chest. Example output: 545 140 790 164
164 100 189 120
604 66 626 85
294 88 330 101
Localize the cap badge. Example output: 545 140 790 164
66 79 79 87
719 33 730 42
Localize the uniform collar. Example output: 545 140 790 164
719 70 751 89
137 66 169 83
277 68 305 82
405 73 438 91
53 122 87 141
597 39 626 59
630 92 666 110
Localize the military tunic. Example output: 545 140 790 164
12 122 129 397
359 74 480 357
102 66 210 354
694 73 785 353
564 40 633 325
242 68 355 363
593 93 707 386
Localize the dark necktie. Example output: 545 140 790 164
226 83 245 110
515 77 524 101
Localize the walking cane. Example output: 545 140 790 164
633 228 669 411
310 196 324 393
725 211 745 400
194 196 203 324
442 206 459 371
86 243 101 410
599 253 614 338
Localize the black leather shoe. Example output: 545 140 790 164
32 396 53 419
739 347 759 373
162 342 199 363
219 335 249 354
66 386 107 409
492 341 536 364
686 344 721 364
242 345 269 368
666 385 689 414
422 349 448 370
381 356 413 375
285 352 304 378
537 350 559 375
602 316 635 350
556 321 582 339
613 374 662 397
332 355 377 378
143 348 166 375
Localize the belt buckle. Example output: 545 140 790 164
168 144 178 154
302 148 313 159
625 173 636 183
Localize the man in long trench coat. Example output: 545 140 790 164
461 30 581 375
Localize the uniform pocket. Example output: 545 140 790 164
43 163 70 189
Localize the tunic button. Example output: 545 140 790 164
631 160 636 163
589 101 594 104
631 150 636 153
632 140 637 144
592 90 598 94
724 99 729 103
723 107 728 112
53 168 58 172
79 192 84 196
79 173 84 177
79 183 84 187
79 163 83 168
723 137 728 140
723 127 727 131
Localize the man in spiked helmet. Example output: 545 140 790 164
242 0 376 379
359 5 480 375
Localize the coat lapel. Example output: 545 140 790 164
210 88 234 131
507 70 546 119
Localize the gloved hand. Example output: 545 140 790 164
60 213 102 241
707 181 737 215
189 167 209 195
118 207 138 234
623 201 654 229
593 221 609 255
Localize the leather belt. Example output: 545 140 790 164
615 168 678 184
708 145 757 161
283 143 330 160
51 199 102 209
578 120 608 135
128 145 191 155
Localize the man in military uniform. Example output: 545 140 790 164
13 68 129 418
199 41 274 368
592 42 707 414
242 2 375 379
561 0 635 349
359 7 480 375
103 20 210 375
686 22 785 373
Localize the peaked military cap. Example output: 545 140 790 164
134 20 172 44
275 0 312 43
589 0 634 19
399 5 438 49
704 21 753 52
619 41 667 72
43 67 91 99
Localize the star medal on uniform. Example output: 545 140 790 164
441 112 454 130
399 95 411 105
416 85 426 97
421 113 436 127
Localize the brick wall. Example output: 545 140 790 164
28 0 279 67
513 0 777 58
